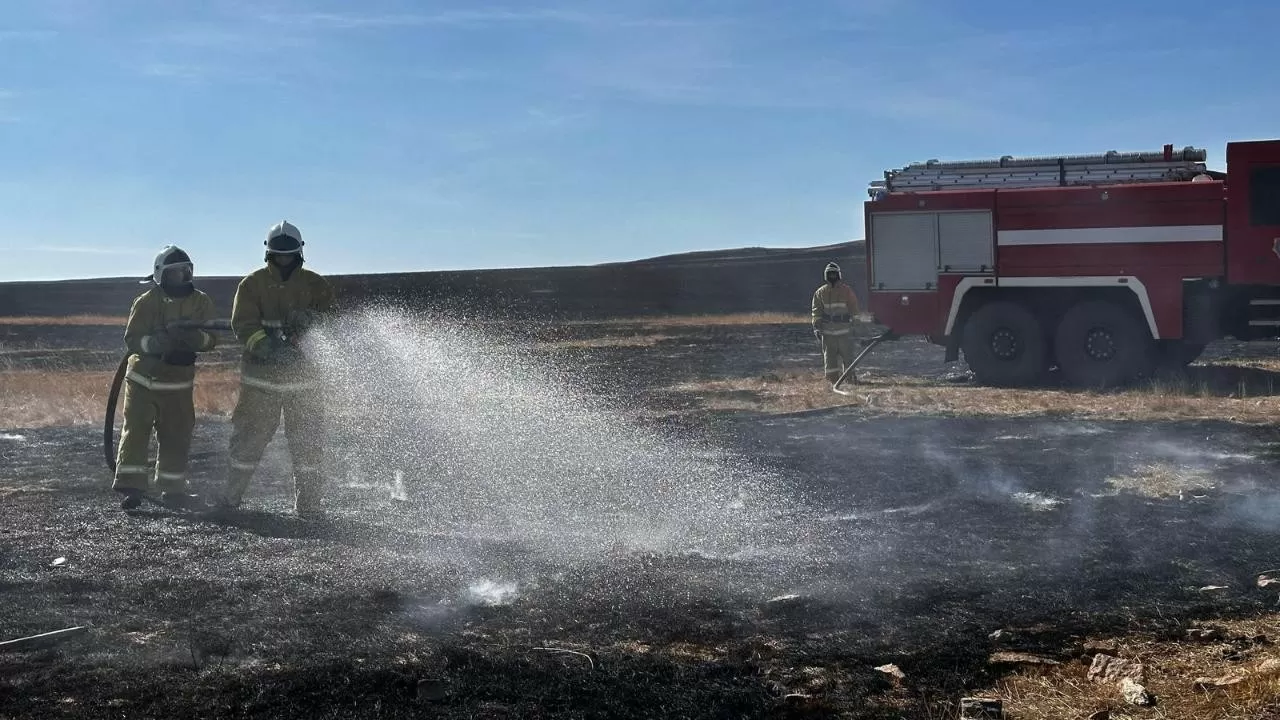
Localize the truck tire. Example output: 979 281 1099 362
961 301 1047 387
1054 299 1154 388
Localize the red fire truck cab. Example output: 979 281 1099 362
863 139 1280 387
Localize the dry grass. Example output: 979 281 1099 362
567 312 813 328
992 615 1280 719
537 334 679 350
0 366 239 428
0 314 127 326
664 368 1280 424
0 312 813 328
1104 462 1218 499
12 357 1280 429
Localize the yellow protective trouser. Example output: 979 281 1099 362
112 376 196 494
821 331 857 381
223 381 325 510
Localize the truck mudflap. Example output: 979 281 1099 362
944 337 959 363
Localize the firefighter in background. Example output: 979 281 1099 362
113 246 219 510
212 220 336 519
811 261 862 383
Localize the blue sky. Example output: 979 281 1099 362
0 0 1275 282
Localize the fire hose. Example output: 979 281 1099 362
831 330 895 395
103 319 233 473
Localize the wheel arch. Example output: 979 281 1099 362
945 276 1160 344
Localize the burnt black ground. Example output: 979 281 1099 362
4 321 1280 719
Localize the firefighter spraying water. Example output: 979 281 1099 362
103 221 335 519
212 220 337 519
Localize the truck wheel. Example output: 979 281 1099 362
1054 300 1154 388
961 301 1047 387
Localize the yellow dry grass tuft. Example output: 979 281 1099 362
567 312 812 328
0 314 128 326
993 615 1280 720
1105 462 1217 499
536 334 679 350
0 366 240 428
666 368 1280 424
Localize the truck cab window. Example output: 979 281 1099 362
1250 166 1280 225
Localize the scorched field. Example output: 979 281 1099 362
4 310 1280 719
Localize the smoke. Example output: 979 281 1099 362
895 419 1279 587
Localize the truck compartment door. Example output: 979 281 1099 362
937 210 994 274
870 212 938 291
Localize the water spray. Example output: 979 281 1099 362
309 305 835 569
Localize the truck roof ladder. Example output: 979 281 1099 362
869 144 1212 197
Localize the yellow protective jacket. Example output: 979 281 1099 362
231 264 337 388
123 287 218 390
811 282 861 336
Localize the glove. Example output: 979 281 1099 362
248 334 283 363
250 335 303 365
287 309 322 333
141 332 175 355
169 329 208 352
146 327 197 365
161 349 198 367
271 342 304 365
813 328 822 340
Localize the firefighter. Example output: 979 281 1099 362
811 261 862 383
113 246 219 510
213 220 336 519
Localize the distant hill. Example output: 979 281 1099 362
0 240 867 320
626 241 863 266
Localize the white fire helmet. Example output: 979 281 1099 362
264 220 304 258
824 261 842 281
152 245 193 286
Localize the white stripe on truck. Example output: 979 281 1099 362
997 224 1223 247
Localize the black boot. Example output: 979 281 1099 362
160 491 207 512
117 488 143 510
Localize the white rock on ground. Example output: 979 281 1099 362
1087 654 1147 685
1120 678 1153 706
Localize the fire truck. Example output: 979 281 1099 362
862 140 1280 388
